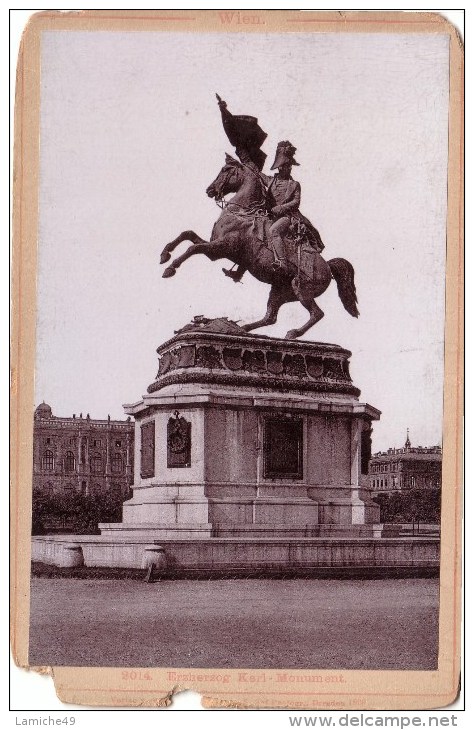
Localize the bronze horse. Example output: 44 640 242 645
160 155 359 339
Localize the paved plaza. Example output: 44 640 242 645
28 577 439 670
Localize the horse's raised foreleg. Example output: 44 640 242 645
242 286 290 333
285 279 324 339
160 230 208 264
162 240 231 278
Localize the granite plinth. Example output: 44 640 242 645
117 321 381 540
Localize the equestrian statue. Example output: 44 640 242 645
160 95 359 340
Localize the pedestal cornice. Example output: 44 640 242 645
146 317 361 398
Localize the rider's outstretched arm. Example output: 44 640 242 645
235 146 270 185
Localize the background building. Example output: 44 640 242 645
369 431 442 495
33 402 134 500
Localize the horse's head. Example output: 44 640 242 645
206 154 244 201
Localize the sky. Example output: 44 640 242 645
34 29 450 453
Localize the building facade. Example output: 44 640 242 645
369 432 442 495
33 402 134 499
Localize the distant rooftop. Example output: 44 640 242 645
34 401 53 419
34 403 132 424
372 429 441 459
372 445 442 458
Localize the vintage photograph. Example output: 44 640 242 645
11 10 463 710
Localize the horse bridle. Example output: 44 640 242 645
213 165 239 209
214 163 267 212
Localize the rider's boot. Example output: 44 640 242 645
270 234 289 273
222 266 245 283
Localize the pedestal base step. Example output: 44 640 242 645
99 522 393 540
99 522 213 539
212 524 385 538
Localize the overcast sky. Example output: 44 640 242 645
35 30 450 452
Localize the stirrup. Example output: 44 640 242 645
271 259 285 272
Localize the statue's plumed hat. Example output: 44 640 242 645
270 141 299 170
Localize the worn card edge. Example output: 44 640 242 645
10 9 464 711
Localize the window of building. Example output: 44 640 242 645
93 439 101 447
410 476 416 487
263 417 303 479
90 453 103 474
81 481 87 495
65 451 76 472
41 450 54 471
115 440 121 447
46 438 51 445
44 482 54 495
64 483 75 493
112 453 123 474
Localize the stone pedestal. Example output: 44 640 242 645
100 318 380 540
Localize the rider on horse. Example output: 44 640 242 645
160 96 359 340
216 97 324 283
266 140 303 274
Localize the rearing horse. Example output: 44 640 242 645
160 155 359 339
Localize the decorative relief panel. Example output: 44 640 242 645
167 411 191 468
157 344 351 382
361 425 373 476
196 345 222 369
306 355 324 378
266 350 283 374
140 421 155 479
222 347 243 370
282 353 306 377
242 349 265 373
150 328 359 397
263 417 303 480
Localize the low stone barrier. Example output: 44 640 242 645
31 534 440 577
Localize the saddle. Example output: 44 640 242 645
281 237 319 281
254 215 324 281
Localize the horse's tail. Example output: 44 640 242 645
328 258 359 318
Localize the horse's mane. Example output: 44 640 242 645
224 153 243 168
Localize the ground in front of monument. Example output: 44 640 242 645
28 577 438 669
